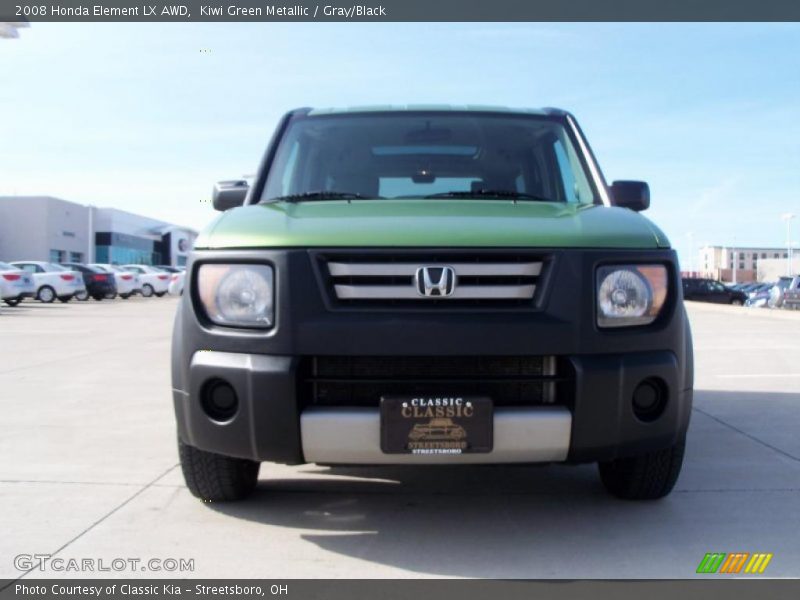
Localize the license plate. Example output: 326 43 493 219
380 396 493 455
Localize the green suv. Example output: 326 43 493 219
172 106 693 502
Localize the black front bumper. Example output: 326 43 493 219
172 248 693 465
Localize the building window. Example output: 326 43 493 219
784 253 789 258
95 246 159 266
762 253 767 258
49 249 65 263
69 252 83 263
775 253 780 258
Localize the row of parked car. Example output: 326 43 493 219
0 261 186 307
682 276 800 308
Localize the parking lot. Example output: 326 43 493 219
1 297 799 579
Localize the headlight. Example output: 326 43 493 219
597 265 667 328
197 264 274 328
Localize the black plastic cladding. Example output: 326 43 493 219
182 247 682 356
173 247 691 464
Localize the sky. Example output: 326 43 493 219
1 22 799 268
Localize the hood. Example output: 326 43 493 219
196 200 670 249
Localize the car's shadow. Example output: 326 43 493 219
208 462 668 577
205 390 800 577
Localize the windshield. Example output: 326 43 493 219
262 112 599 203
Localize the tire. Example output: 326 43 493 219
37 286 56 303
155 291 167 297
731 299 743 306
598 438 686 500
4 298 20 307
75 290 89 301
142 284 154 297
105 292 117 300
58 296 72 303
92 295 104 301
120 293 130 299
178 438 259 502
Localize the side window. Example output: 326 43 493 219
553 140 578 203
552 136 594 204
279 140 300 196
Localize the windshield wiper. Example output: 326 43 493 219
272 191 379 202
423 189 554 202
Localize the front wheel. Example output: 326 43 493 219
141 284 154 297
178 438 260 502
598 438 685 500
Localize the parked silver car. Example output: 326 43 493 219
0 261 36 306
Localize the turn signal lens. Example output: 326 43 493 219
597 265 668 328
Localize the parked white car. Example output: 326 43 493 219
121 265 169 297
88 263 142 299
168 271 185 295
0 261 36 306
9 261 86 303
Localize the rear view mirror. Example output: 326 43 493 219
212 180 249 211
610 180 650 212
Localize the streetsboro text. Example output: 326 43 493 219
15 584 273 596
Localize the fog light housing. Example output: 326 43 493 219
632 378 667 422
201 379 239 422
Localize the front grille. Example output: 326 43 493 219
300 355 566 407
315 251 548 308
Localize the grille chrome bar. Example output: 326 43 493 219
334 284 536 300
328 262 542 277
321 252 547 305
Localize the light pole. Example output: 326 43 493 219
781 213 796 276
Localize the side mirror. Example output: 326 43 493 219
212 180 249 211
610 180 650 212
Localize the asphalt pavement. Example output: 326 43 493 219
1 297 798 579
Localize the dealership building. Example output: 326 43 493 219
0 196 198 267
696 244 795 282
